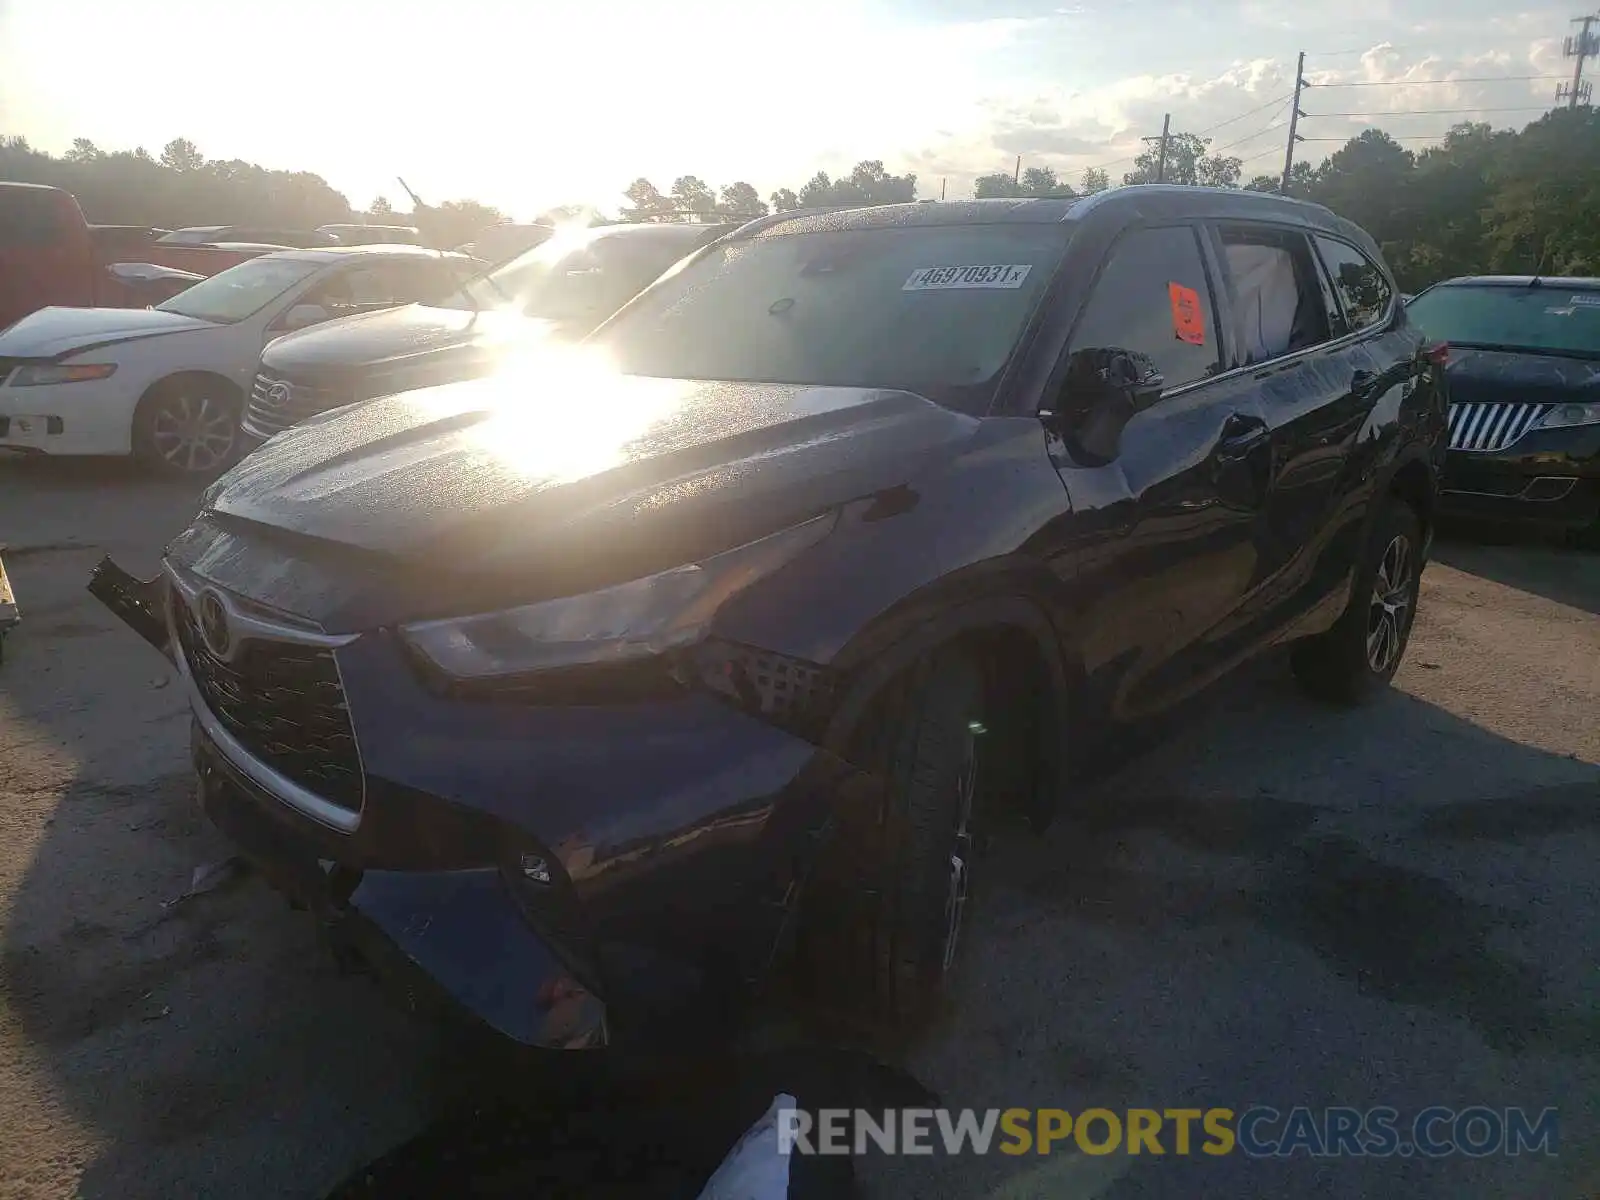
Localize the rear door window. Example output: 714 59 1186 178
1313 237 1393 335
1068 225 1221 391
1218 225 1333 364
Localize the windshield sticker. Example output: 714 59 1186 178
1570 294 1600 307
1168 282 1207 345
1546 306 1576 317
902 265 1032 291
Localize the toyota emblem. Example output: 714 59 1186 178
266 381 292 408
198 590 231 658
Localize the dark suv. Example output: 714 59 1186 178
92 188 1445 1049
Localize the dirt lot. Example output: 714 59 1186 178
2 456 1598 1200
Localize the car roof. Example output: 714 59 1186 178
730 186 1371 251
267 244 474 263
1432 275 1600 289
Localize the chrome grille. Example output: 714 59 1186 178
173 590 362 813
244 371 351 437
1446 402 1551 453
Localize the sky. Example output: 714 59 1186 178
0 0 1585 218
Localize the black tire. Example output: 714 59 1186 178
802 649 985 1027
132 376 243 478
1292 499 1424 704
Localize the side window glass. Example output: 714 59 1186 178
1069 225 1220 392
1219 226 1332 364
1314 236 1393 334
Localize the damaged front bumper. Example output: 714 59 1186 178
87 554 859 1051
193 723 608 1049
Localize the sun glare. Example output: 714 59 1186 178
433 343 695 485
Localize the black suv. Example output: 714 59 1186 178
93 188 1445 1049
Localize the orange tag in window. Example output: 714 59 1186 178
1169 282 1206 345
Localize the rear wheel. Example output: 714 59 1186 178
132 377 242 478
1292 499 1423 703
801 649 986 1027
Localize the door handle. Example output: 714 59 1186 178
1215 414 1270 461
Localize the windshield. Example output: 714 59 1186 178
154 256 323 323
1407 284 1600 359
439 228 705 323
589 224 1070 408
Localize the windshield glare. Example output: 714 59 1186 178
155 257 323 323
440 228 700 322
1407 285 1600 358
590 225 1070 406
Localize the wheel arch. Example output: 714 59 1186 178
821 589 1076 831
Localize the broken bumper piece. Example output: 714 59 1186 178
195 728 607 1049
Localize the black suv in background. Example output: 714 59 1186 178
94 188 1444 1049
238 222 737 448
1405 275 1600 534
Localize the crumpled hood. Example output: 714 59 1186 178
262 302 555 378
0 305 213 359
183 363 975 627
1444 345 1600 406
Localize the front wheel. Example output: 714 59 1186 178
801 649 986 1027
132 379 242 478
1292 499 1424 704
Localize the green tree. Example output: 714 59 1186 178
621 177 674 222
65 138 102 164
670 175 716 219
974 171 1022 198
158 137 205 173
369 196 394 217
770 187 800 212
1081 166 1110 194
1123 132 1238 187
1020 166 1075 197
719 181 768 217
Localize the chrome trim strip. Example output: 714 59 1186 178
176 633 362 833
1159 308 1394 403
163 561 357 648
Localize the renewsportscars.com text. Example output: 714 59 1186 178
777 1106 1559 1158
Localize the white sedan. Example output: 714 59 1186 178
0 245 474 476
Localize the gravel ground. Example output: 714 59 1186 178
1 456 1597 1200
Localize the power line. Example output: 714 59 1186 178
1309 105 1556 117
1209 107 1293 156
1306 45 1415 57
1192 91 1296 136
1308 74 1565 87
1299 134 1487 142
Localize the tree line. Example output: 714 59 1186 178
3 109 1597 291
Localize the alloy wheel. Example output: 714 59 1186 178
1366 533 1413 674
150 393 237 475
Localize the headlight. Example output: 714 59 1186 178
8 363 117 387
400 513 836 683
1534 402 1600 431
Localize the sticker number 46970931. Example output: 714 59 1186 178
903 264 1033 291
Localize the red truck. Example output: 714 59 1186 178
0 182 280 331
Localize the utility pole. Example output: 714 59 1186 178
1281 51 1308 194
1014 155 1022 185
1142 114 1172 183
1559 14 1598 108
940 178 947 201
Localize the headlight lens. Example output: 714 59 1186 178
9 363 117 387
1534 402 1600 430
400 513 836 682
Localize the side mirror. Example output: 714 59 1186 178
1054 347 1164 464
279 303 331 331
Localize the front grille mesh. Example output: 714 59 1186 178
1447 402 1551 453
245 371 351 437
174 590 362 812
